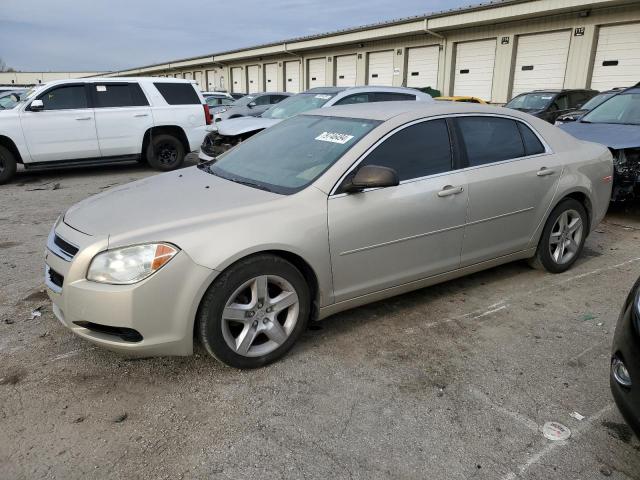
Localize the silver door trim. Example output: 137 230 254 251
465 206 535 227
329 113 553 197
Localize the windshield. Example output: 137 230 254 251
202 114 380 194
581 93 640 125
206 96 234 107
506 93 555 110
232 95 257 107
581 92 616 111
260 92 336 120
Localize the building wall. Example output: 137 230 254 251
0 72 102 86
104 0 640 102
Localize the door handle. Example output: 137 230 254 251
437 185 464 197
75 116 92 121
134 113 149 117
537 167 556 177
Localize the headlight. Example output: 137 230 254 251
87 243 178 285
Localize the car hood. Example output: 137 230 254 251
508 107 544 115
559 122 640 149
63 166 281 240
216 116 281 136
557 109 587 120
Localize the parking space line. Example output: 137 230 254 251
469 387 539 432
499 403 615 480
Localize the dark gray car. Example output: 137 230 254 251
214 92 291 123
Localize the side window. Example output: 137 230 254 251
253 95 271 106
456 117 525 166
359 119 452 181
93 84 149 108
517 122 546 156
153 82 200 105
37 85 88 110
270 95 287 104
371 92 416 102
554 94 570 110
334 93 370 105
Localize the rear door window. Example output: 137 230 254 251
456 117 525 166
334 93 370 105
359 119 452 181
371 92 416 102
253 95 271 106
93 83 149 107
153 82 200 105
37 85 88 110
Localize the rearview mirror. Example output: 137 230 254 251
30 99 44 111
343 165 399 193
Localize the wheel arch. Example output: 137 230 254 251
0 135 23 164
141 125 190 156
194 248 323 338
554 189 593 232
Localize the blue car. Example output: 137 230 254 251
559 84 640 202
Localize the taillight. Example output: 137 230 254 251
203 104 212 125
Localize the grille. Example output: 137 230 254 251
54 235 79 258
48 267 64 289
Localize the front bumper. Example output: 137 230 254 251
610 295 640 438
44 220 216 356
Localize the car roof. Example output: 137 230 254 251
620 87 640 94
304 100 538 122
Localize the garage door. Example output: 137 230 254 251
206 70 216 90
591 23 640 91
406 46 439 88
511 30 571 97
193 71 203 90
454 39 496 101
285 61 301 93
183 72 193 80
367 50 394 86
264 63 278 92
231 67 243 93
336 55 357 87
247 65 260 93
307 58 326 89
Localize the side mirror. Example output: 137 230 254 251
247 101 256 108
343 165 399 193
30 99 44 111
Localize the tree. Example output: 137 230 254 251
0 58 14 72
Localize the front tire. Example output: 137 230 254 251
0 145 17 185
197 255 310 369
146 134 185 171
529 198 588 273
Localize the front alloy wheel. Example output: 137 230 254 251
197 254 310 368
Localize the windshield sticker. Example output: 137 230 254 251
315 94 332 100
540 95 553 99
96 85 107 92
315 131 354 144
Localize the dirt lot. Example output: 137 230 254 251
1 157 640 480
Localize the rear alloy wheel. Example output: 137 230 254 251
0 145 17 185
146 134 185 171
529 198 587 273
197 255 310 368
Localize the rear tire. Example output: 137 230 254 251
197 255 310 369
0 145 17 185
146 134 185 171
529 198 588 273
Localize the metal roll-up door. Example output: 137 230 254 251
511 30 571 97
591 23 640 91
367 50 394 86
247 65 260 93
264 63 278 92
453 39 496 101
336 55 357 87
285 61 300 93
307 58 326 88
206 69 216 90
193 71 203 90
231 67 243 93
406 46 439 88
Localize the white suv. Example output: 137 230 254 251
0 77 212 184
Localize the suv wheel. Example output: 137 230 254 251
529 198 588 273
0 145 17 185
146 134 185 171
197 255 310 369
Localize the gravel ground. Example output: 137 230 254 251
1 157 639 480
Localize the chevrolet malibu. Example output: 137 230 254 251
45 102 613 368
